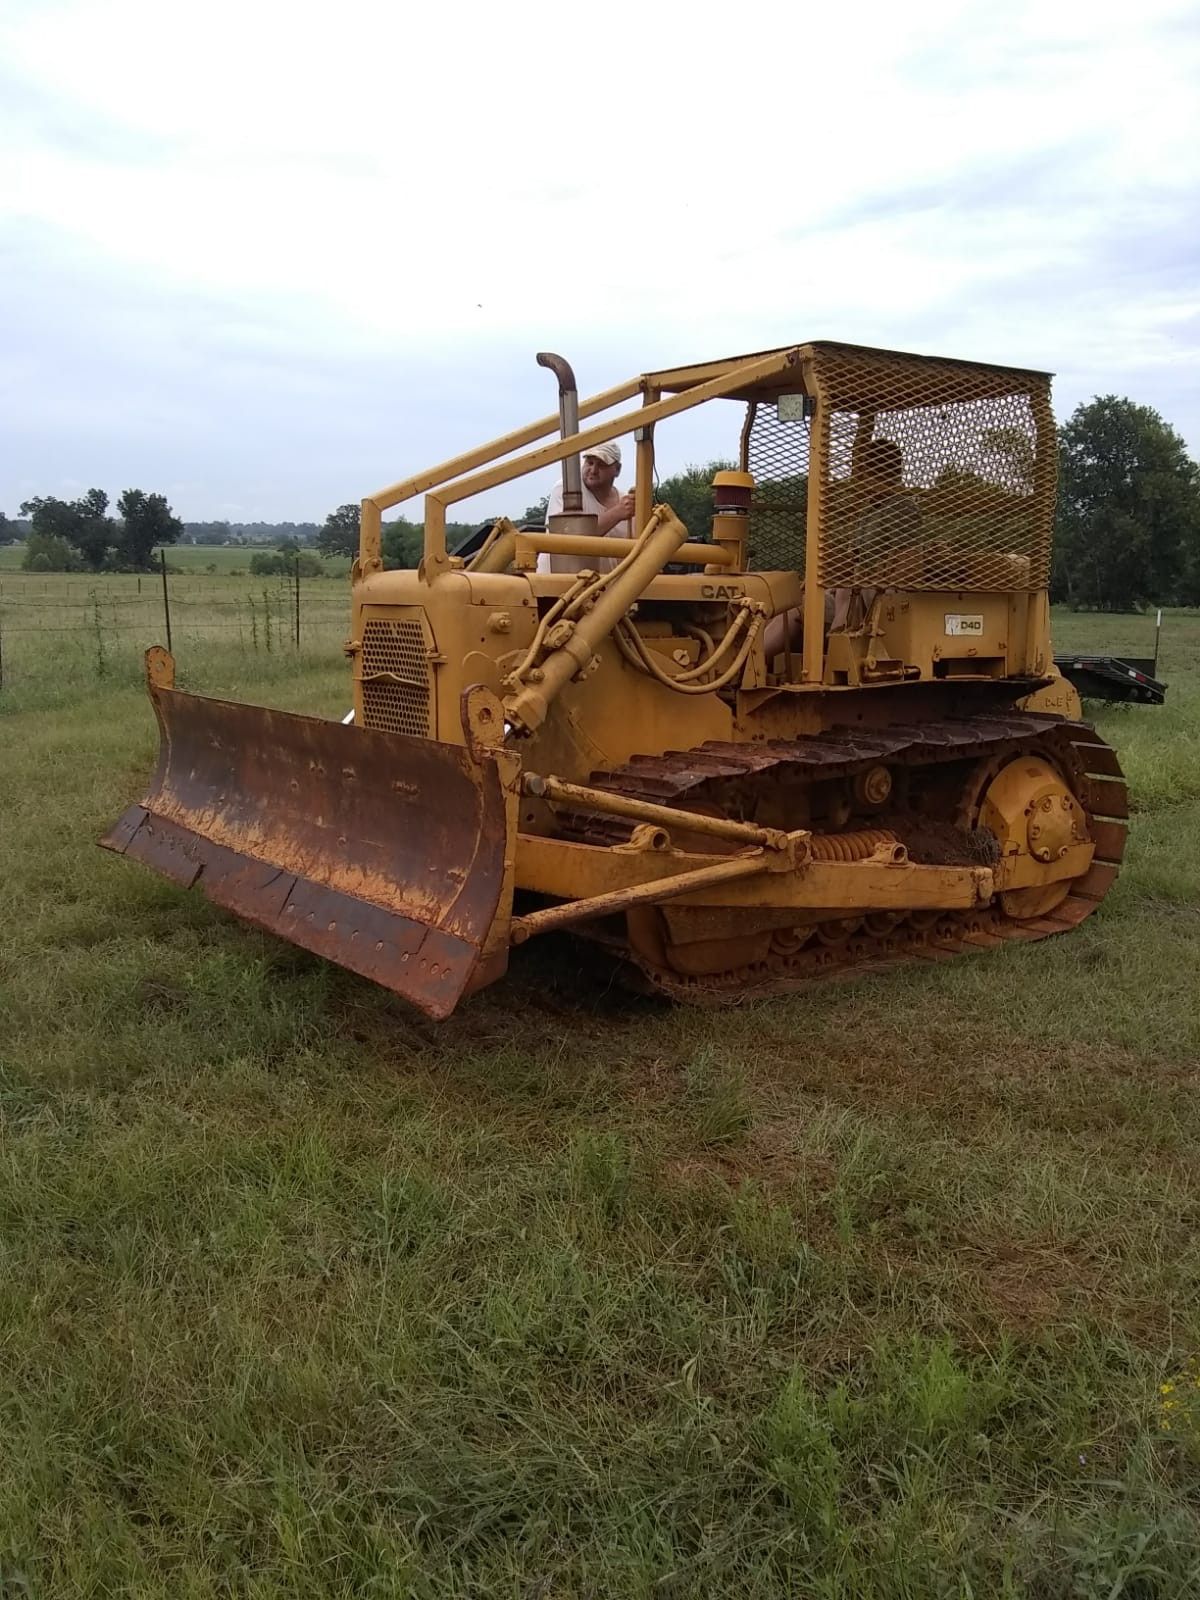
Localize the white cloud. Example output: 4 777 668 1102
1 0 1198 518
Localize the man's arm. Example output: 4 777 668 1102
596 491 636 537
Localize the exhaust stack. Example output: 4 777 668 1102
537 352 597 536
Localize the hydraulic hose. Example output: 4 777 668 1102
663 606 754 683
613 610 764 695
506 572 596 682
506 509 669 689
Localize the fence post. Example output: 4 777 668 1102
160 549 173 653
294 554 301 650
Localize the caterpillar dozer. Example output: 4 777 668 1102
103 341 1128 1019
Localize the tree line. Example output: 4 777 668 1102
17 490 184 573
10 395 1197 607
314 504 537 567
183 520 320 546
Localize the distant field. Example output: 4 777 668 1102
2 596 1200 1596
0 541 351 576
168 544 352 577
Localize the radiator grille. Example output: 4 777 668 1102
360 617 432 738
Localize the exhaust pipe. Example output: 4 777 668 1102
536 351 588 521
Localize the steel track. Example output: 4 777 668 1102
559 713 1129 1004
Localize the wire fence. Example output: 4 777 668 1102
0 594 347 635
0 564 352 699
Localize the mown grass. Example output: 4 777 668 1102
1 601 1200 1595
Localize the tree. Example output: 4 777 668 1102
116 489 183 570
21 531 82 572
1053 397 1200 610
19 491 114 571
74 488 114 570
382 518 425 568
319 504 360 558
520 495 550 527
20 496 72 543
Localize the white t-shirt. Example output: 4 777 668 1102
537 479 632 574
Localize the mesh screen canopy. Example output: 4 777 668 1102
746 403 810 571
809 345 1055 593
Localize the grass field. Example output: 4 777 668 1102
0 566 353 714
0 543 353 576
2 586 1200 1597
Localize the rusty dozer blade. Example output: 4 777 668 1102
101 682 514 1020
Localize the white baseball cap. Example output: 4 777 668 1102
582 441 621 469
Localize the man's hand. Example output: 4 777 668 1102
597 492 637 537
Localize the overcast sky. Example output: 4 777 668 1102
2 0 1198 524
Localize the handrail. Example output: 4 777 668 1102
409 349 800 576
366 376 641 513
433 350 798 511
512 532 733 569
357 376 642 572
357 346 800 574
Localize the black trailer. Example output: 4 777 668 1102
1054 653 1167 705
1054 609 1167 705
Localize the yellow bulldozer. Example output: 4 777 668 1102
103 341 1128 1018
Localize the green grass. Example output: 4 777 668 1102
2 596 1200 1595
0 570 352 713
